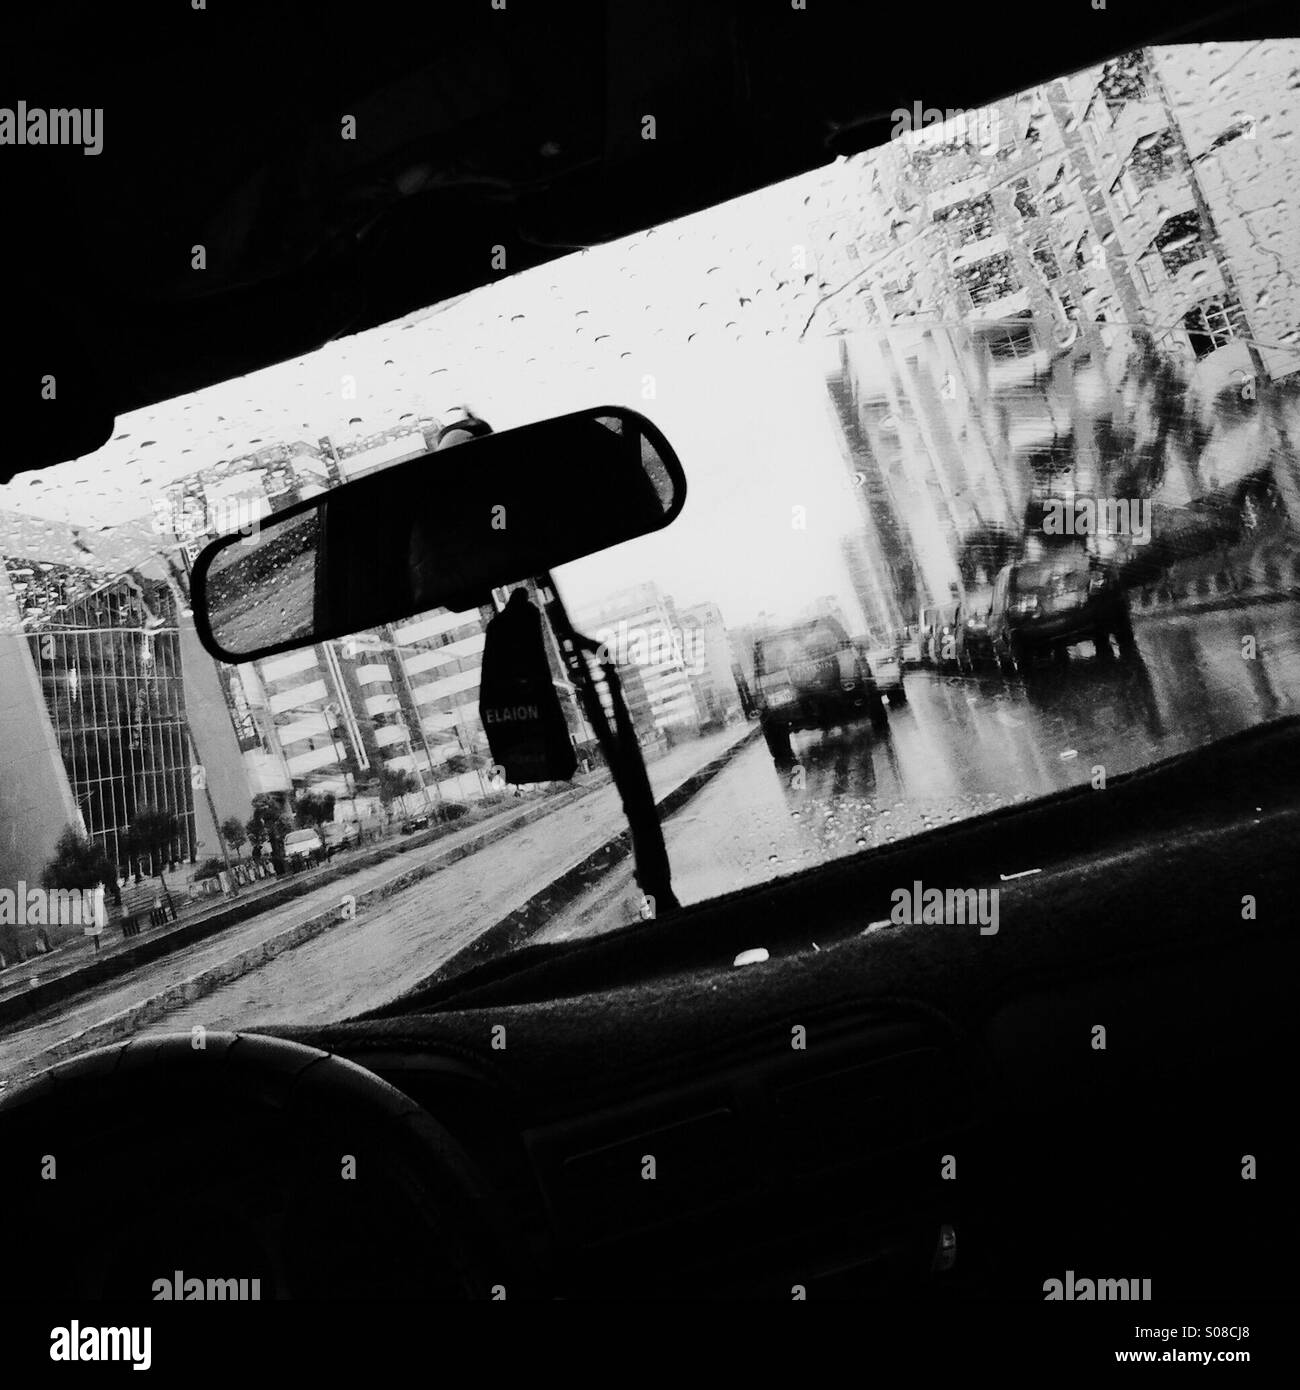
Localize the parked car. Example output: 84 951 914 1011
920 602 967 669
322 821 359 852
961 591 996 668
988 552 1135 675
401 812 433 834
752 617 887 765
863 645 907 704
283 828 324 867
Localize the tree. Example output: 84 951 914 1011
122 806 180 918
295 791 336 829
376 768 421 823
248 793 293 870
1088 331 1208 501
956 521 1018 589
41 826 120 900
7 826 117 960
220 816 248 858
244 815 268 860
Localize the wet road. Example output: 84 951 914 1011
164 599 1300 1001
538 599 1300 940
12 599 1299 1058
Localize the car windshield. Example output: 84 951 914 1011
2 41 1298 1080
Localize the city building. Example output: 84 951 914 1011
575 582 706 742
814 42 1300 633
677 600 743 726
1062 46 1300 390
0 510 255 931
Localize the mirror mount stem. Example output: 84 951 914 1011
539 573 680 916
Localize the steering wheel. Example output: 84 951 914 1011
0 1033 520 1300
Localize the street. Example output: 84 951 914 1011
0 726 751 1086
539 599 1300 938
1 600 1296 1085
159 599 1300 1005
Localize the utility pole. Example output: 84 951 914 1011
184 717 238 896
382 625 442 813
322 701 352 798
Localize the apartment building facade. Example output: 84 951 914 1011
577 582 707 742
815 42 1300 634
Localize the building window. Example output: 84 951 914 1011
955 252 1019 309
1153 210 1206 275
1136 254 1163 296
986 320 1037 361
1127 128 1180 192
1182 298 1246 358
1097 51 1148 118
1012 179 1039 221
933 192 995 244
1032 241 1062 282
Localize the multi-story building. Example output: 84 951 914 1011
817 42 1300 629
13 563 198 873
1062 45 1300 389
331 426 439 483
155 422 466 812
576 582 705 741
0 510 256 916
384 606 491 796
677 600 743 726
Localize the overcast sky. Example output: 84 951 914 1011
0 160 872 633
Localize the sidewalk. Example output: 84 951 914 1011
0 776 607 1022
1130 528 1299 621
2 862 282 998
0 723 757 1087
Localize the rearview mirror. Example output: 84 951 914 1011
191 406 686 663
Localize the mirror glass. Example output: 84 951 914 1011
194 407 685 662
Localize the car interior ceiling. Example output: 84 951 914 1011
5 0 1293 476
3 0 1299 1328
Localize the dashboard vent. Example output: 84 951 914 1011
773 1045 956 1176
551 1106 754 1247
